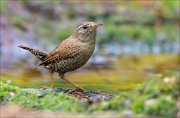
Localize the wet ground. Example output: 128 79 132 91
25 88 113 103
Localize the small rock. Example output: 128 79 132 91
6 80 12 84
10 92 15 96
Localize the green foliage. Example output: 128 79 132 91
54 27 73 42
2 1 178 46
37 92 80 111
161 1 180 18
144 96 177 118
0 82 84 112
131 96 146 114
0 0 7 12
98 22 178 45
0 82 23 103
10 91 39 108
0 71 178 117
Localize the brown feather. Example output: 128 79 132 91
18 45 47 60
39 38 81 66
19 22 101 90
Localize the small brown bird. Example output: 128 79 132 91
19 22 102 90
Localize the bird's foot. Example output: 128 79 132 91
75 86 85 91
67 88 88 99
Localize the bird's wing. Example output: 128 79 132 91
39 43 81 66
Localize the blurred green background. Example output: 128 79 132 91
0 0 179 117
0 0 179 93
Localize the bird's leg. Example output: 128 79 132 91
51 71 54 90
59 73 85 91
40 72 54 90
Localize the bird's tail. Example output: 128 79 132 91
18 45 47 61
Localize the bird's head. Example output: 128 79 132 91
73 22 102 43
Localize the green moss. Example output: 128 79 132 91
0 75 178 117
0 82 23 103
144 96 177 118
0 81 85 112
131 97 146 114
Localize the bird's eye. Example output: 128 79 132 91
83 25 87 29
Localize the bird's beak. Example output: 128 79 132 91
91 23 103 29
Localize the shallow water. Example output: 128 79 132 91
1 55 179 94
1 71 145 94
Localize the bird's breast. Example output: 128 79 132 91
80 43 95 60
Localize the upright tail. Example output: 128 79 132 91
18 45 47 61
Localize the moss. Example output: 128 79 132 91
144 96 177 118
0 82 23 103
0 75 178 117
0 82 85 112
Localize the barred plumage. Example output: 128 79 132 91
19 22 102 90
18 45 47 61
